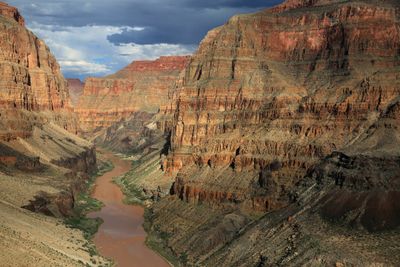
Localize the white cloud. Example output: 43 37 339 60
59 60 110 74
117 43 195 60
27 22 195 78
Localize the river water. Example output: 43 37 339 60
88 152 169 267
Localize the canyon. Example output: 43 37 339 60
88 151 169 267
75 56 189 135
121 0 400 265
0 0 399 266
0 2 108 266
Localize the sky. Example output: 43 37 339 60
7 0 282 80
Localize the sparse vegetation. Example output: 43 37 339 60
65 216 103 240
114 174 147 205
143 209 180 266
64 159 114 261
65 160 113 237
146 232 180 266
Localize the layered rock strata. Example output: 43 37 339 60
68 0 400 265
0 1 95 173
0 2 77 140
76 56 190 134
160 0 400 212
0 0 99 251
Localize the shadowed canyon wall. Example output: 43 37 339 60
0 4 110 266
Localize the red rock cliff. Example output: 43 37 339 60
162 0 400 211
0 2 77 140
75 56 190 134
0 2 24 26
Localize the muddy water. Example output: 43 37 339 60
88 152 169 267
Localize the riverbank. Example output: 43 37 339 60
87 151 169 267
65 157 113 239
110 149 181 266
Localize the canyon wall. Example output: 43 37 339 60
0 2 78 140
0 1 94 171
141 0 400 265
159 0 400 212
0 3 108 265
0 2 24 26
0 0 98 206
75 56 190 134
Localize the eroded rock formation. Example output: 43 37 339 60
140 0 400 265
0 2 77 140
0 4 108 265
0 2 24 26
0 2 97 217
160 0 400 212
75 56 190 134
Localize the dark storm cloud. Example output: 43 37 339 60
5 0 283 78
8 0 282 45
180 0 281 8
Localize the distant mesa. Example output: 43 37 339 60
75 56 190 134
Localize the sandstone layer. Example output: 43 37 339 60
160 0 400 212
0 3 107 265
0 2 77 140
76 56 190 134
0 2 24 26
136 0 400 265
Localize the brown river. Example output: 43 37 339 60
88 152 169 267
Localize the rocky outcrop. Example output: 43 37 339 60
309 152 400 232
76 56 190 134
160 0 400 212
0 2 24 26
93 112 161 153
0 143 42 171
0 3 97 219
51 145 97 174
0 2 77 140
148 110 400 266
142 1 400 265
67 78 84 107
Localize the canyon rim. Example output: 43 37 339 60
0 0 399 267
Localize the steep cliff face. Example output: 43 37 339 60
0 3 106 265
0 2 24 26
0 0 97 226
0 1 93 171
142 0 400 265
161 0 400 212
76 56 190 134
0 2 77 140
